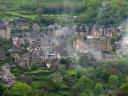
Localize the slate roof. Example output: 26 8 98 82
0 22 6 30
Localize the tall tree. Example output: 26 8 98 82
11 82 32 96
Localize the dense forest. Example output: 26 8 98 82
1 57 128 96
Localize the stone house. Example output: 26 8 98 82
90 26 113 38
11 33 26 47
16 53 31 68
73 37 88 53
32 23 41 32
90 26 103 38
86 37 112 52
12 37 23 47
0 64 15 86
0 21 11 40
14 18 30 30
75 25 113 53
75 25 88 37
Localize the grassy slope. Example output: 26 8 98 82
0 0 84 20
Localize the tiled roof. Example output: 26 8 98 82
0 22 6 30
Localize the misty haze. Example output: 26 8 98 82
0 0 128 96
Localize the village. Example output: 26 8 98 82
0 0 128 95
0 17 124 86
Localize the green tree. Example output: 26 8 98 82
95 83 104 95
119 82 128 96
73 75 93 94
109 75 119 89
80 0 102 24
98 0 128 26
0 83 7 96
80 91 94 96
11 82 32 96
109 75 118 84
111 32 118 45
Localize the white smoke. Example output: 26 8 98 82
88 49 103 62
120 20 128 56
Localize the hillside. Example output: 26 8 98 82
1 0 128 96
0 0 84 19
0 0 128 26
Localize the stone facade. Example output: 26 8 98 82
10 21 122 66
0 21 11 40
0 64 15 86
74 25 115 53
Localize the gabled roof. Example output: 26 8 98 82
0 21 6 30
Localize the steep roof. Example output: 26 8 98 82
0 22 6 30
